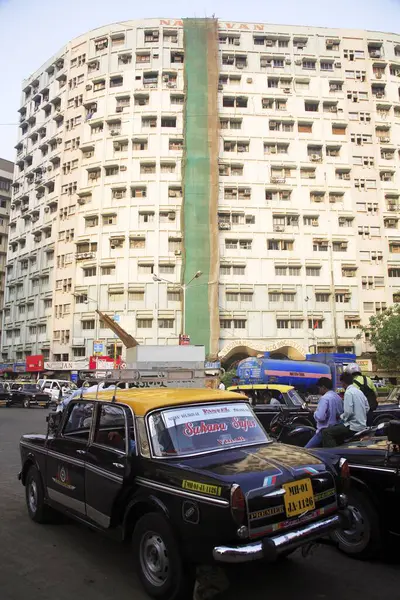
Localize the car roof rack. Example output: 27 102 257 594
78 365 208 394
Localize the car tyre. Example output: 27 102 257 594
23 398 30 409
25 465 52 523
332 488 381 559
132 512 195 600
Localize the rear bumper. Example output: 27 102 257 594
27 398 50 406
213 511 349 564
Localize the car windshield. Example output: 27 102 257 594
287 389 305 406
148 402 271 457
23 384 40 391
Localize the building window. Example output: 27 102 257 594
158 319 174 329
159 264 175 274
233 319 246 329
74 348 86 358
137 319 153 328
83 267 97 277
102 214 117 225
267 239 294 251
129 291 145 302
316 293 330 302
274 266 301 276
345 319 361 329
109 292 124 302
161 117 176 128
306 267 321 276
308 319 323 329
101 266 116 275
138 264 154 274
130 236 146 249
82 320 95 330
277 319 303 329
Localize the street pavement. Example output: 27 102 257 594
1 408 399 600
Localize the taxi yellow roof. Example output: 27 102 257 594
228 384 294 392
83 387 244 417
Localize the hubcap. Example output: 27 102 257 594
140 531 169 587
335 503 369 549
28 480 38 513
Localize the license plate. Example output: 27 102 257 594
39 402 47 407
283 478 315 518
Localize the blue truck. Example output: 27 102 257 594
236 352 357 392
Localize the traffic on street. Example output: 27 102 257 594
1 405 400 600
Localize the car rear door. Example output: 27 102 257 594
84 403 132 528
13 384 24 405
45 400 95 516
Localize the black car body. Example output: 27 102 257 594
228 384 315 431
366 386 400 425
0 382 12 407
19 388 349 600
319 421 400 559
9 383 51 408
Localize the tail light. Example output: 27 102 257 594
339 457 350 491
230 484 246 525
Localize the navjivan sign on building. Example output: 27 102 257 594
44 361 89 371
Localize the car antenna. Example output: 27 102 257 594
111 382 118 403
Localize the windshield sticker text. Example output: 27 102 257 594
217 435 245 445
231 417 257 432
183 421 228 437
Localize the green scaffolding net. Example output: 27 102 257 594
182 19 218 354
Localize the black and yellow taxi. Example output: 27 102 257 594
228 384 315 431
19 388 350 600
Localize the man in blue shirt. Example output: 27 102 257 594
322 372 369 447
305 377 343 448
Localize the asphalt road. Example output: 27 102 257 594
1 408 399 600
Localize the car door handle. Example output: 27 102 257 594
112 462 124 469
76 449 86 455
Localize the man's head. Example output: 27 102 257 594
317 377 333 395
344 363 361 376
340 372 354 389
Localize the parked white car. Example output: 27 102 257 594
36 379 77 403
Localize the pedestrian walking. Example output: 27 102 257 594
305 377 343 448
322 372 370 447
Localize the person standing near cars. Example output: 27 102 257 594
322 372 370 447
305 377 343 448
344 363 378 413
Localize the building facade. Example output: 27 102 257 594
0 159 13 347
4 18 400 364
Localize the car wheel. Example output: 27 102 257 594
23 398 30 409
332 488 381 559
132 512 195 600
25 465 51 523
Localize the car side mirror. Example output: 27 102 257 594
47 411 62 435
387 420 400 445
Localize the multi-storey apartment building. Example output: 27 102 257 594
4 18 400 365
0 159 13 347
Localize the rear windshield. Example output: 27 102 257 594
23 384 41 391
148 402 270 457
